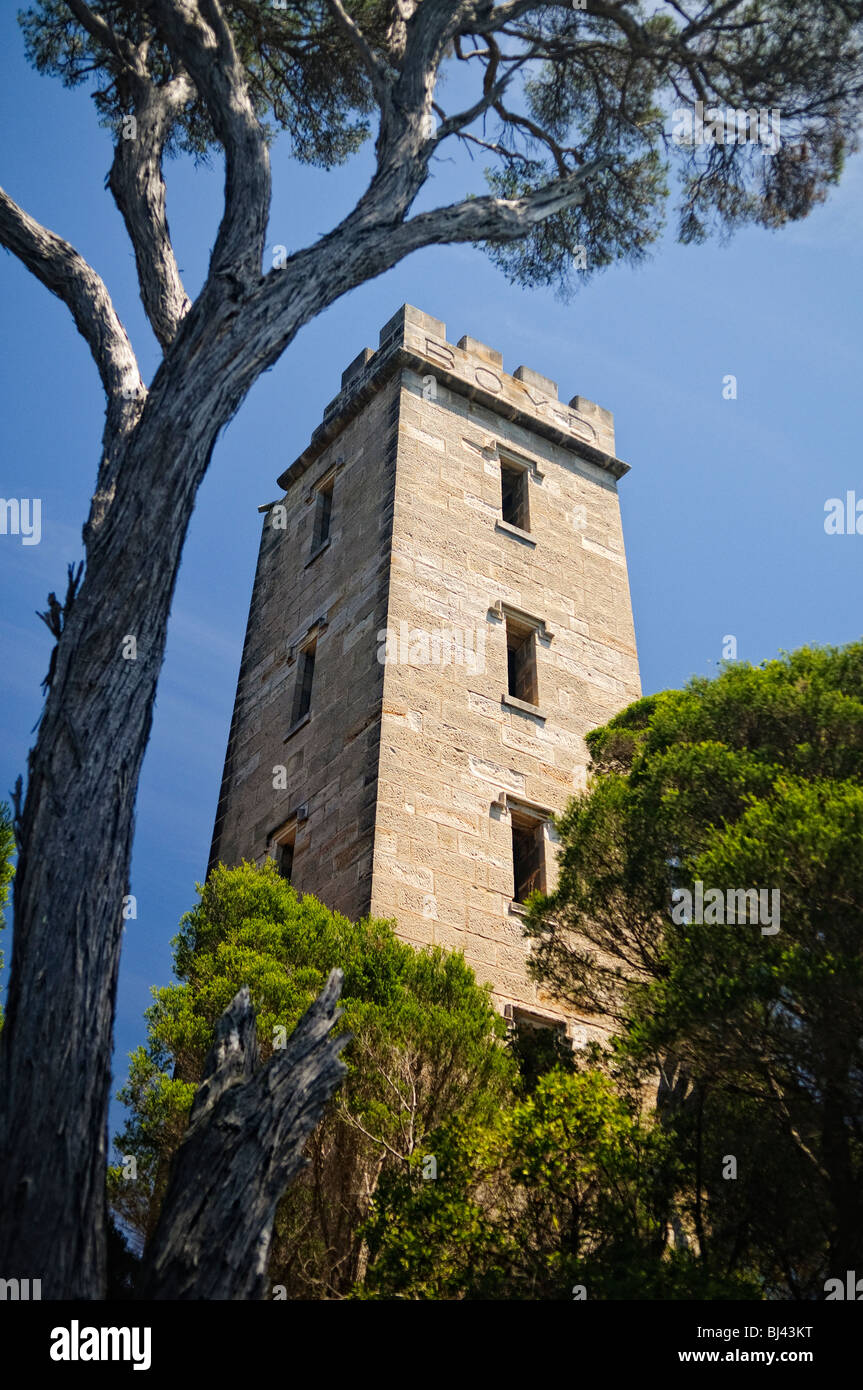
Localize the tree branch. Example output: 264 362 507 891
436 32 509 144
220 154 607 425
337 1103 409 1165
64 0 138 69
346 0 466 223
323 0 391 108
147 0 270 285
0 185 142 409
141 970 349 1300
108 74 193 350
396 157 609 245
493 97 570 176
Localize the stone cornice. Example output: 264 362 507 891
276 308 630 491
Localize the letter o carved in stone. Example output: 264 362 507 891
474 366 503 393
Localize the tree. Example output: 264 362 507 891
110 859 514 1297
2 0 862 1298
0 802 15 1030
360 1065 756 1298
524 643 863 1296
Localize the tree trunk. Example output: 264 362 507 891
140 972 347 1300
0 313 240 1296
0 245 381 1295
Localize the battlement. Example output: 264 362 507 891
276 304 625 491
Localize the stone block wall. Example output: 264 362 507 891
209 375 401 923
368 309 640 1033
210 305 640 1038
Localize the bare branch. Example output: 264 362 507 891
108 75 194 350
764 1065 831 1184
436 32 509 143
396 157 609 245
148 0 270 284
493 98 570 175
323 0 391 107
0 185 142 407
347 0 479 224
338 1104 410 1164
452 127 551 167
467 0 563 36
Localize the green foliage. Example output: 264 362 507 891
111 860 513 1295
18 1 863 294
360 1067 754 1299
20 0 377 165
526 643 863 1296
484 148 668 292
109 644 863 1298
482 0 863 292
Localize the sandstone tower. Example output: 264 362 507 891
210 305 640 1043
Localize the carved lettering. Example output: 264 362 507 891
567 412 596 442
426 338 598 448
474 366 503 393
425 337 455 370
520 387 547 412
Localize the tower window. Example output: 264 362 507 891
500 461 530 531
292 641 316 724
312 477 334 551
273 824 296 882
506 617 538 705
505 1006 572 1088
510 810 546 903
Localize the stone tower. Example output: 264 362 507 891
209 305 640 1042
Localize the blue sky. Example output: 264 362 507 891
1 9 861 1139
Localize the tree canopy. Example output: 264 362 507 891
360 1066 760 1299
16 0 863 304
525 643 863 1296
111 859 513 1296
